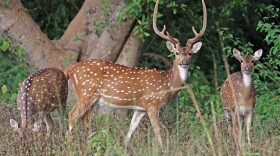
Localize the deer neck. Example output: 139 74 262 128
178 65 189 82
241 72 253 98
243 72 251 87
165 64 188 90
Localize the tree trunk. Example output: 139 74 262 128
0 0 143 118
0 0 72 71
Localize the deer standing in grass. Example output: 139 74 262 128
64 0 206 149
220 48 263 148
10 68 68 139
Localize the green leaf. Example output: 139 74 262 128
91 141 98 149
1 41 9 51
143 32 150 37
2 85 7 93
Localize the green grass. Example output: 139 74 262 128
0 100 279 156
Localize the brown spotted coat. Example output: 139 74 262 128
15 68 68 137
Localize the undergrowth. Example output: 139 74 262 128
0 98 279 155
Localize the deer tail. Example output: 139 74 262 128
20 68 49 130
64 65 72 80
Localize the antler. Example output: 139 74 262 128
187 0 207 46
153 0 180 45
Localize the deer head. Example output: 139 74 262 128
233 48 263 75
153 0 207 69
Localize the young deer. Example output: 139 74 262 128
220 48 262 147
10 68 68 139
64 0 206 149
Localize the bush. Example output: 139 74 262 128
0 34 29 103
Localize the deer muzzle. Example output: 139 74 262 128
243 66 252 74
180 60 189 67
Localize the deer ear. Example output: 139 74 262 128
253 49 263 61
233 48 241 61
166 41 176 53
10 119 19 131
32 120 42 132
190 42 202 53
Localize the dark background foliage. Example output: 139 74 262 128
0 0 279 155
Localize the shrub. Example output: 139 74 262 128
0 34 29 103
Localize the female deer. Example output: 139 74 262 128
10 68 68 139
221 48 262 147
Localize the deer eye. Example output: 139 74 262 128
189 53 192 56
175 52 179 55
240 60 243 63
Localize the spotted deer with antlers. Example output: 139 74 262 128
10 68 68 139
221 48 263 147
64 0 206 149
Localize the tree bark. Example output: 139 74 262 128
0 0 71 71
0 0 141 69
0 0 143 117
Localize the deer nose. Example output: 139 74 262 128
244 66 250 71
181 60 188 65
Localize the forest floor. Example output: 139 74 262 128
0 103 279 156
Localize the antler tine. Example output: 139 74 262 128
187 0 207 45
192 26 198 36
161 25 166 33
166 32 180 44
153 0 180 44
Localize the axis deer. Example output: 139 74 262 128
220 48 262 147
10 68 68 139
64 0 206 149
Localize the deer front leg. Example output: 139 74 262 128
68 100 86 137
68 97 93 138
245 110 253 147
224 108 233 135
147 108 163 151
124 110 146 146
235 111 244 154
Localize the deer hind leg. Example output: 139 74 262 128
44 113 54 137
147 108 163 151
245 110 253 147
124 110 146 146
68 102 78 136
68 97 97 137
68 99 87 136
80 98 99 131
32 111 45 132
56 108 64 135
